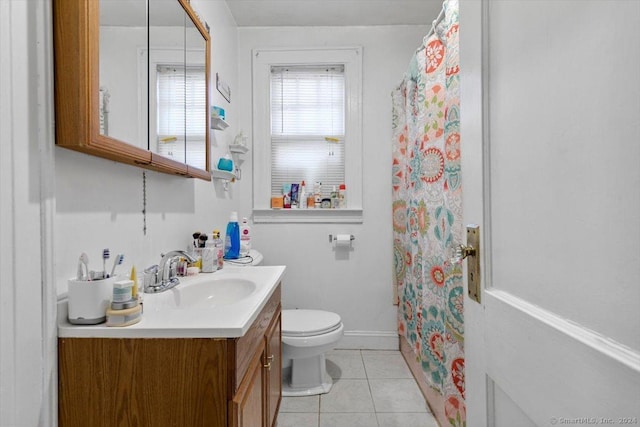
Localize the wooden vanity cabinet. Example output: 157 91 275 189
58 285 282 427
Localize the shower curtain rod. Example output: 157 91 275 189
407 2 445 64
425 3 445 39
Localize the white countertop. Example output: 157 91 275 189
58 265 286 339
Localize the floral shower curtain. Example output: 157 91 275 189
392 0 465 425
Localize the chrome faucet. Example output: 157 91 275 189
143 250 198 293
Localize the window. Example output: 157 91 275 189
155 64 207 169
253 48 363 223
270 65 345 198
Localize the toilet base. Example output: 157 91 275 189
281 354 334 397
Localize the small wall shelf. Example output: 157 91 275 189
211 169 236 181
211 168 236 190
211 117 229 130
229 144 249 154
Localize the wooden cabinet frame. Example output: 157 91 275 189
52 0 211 180
264 311 282 427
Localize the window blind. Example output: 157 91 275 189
156 64 206 169
270 66 345 198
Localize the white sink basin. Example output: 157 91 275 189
59 265 287 338
175 278 257 308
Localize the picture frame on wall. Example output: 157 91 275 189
216 72 231 103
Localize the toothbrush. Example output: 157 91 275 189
102 248 110 279
77 253 89 280
110 253 124 278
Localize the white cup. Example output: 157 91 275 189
67 276 118 325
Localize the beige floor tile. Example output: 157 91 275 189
319 412 379 427
327 349 362 356
376 412 439 427
320 379 375 413
362 352 413 379
277 412 319 427
326 351 366 380
278 351 435 427
280 395 320 413
369 379 429 413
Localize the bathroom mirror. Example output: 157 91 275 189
54 0 211 180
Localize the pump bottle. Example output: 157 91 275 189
240 218 251 257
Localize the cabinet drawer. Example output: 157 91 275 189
230 284 281 394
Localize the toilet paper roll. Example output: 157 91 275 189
335 234 352 247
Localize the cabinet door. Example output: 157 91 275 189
58 338 227 426
264 312 282 427
231 351 264 427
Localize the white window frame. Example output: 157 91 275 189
252 47 363 223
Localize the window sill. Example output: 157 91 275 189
253 208 363 224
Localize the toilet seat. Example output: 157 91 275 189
282 309 342 337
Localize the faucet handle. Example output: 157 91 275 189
143 265 159 290
166 257 179 281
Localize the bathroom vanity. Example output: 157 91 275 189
58 266 285 427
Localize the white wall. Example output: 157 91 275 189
3 1 238 424
1 1 56 425
237 26 427 348
54 1 241 297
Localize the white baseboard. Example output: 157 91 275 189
336 330 399 350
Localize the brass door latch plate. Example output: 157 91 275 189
466 225 481 303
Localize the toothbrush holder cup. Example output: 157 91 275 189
67 275 119 325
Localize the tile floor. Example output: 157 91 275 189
276 350 439 427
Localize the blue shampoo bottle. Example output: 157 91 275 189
224 211 241 259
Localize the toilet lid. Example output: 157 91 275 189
282 309 342 337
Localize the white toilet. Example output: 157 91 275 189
223 248 264 267
281 309 344 396
225 250 344 396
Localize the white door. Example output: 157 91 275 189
460 1 640 425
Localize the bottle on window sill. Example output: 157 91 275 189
338 183 346 208
330 185 339 208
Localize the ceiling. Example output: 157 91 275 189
224 0 442 27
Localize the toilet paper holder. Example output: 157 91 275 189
328 234 355 243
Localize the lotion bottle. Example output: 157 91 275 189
212 230 224 270
300 181 307 208
240 218 251 257
339 183 346 208
331 185 339 208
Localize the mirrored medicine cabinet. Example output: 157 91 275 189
53 0 211 180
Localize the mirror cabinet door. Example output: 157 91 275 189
99 0 148 149
148 0 187 165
